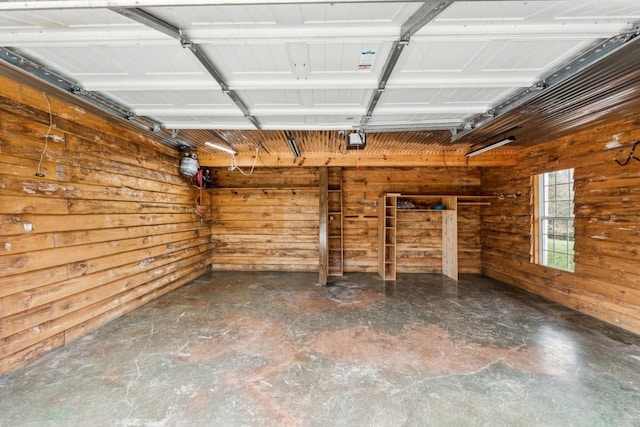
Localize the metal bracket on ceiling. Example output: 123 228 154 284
360 1 453 128
70 86 86 96
451 21 640 143
0 46 182 149
110 7 261 132
532 81 546 91
180 38 194 50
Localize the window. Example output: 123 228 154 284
533 168 575 272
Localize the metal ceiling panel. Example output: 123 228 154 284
0 8 132 28
378 88 443 106
401 40 488 73
423 0 640 35
0 9 165 47
195 41 393 87
107 89 233 109
258 115 363 130
145 2 421 36
456 36 640 149
307 43 384 74
20 44 212 87
479 39 592 72
1 0 639 153
239 90 302 108
240 89 369 109
200 44 291 77
440 87 516 104
160 115 255 130
528 0 640 22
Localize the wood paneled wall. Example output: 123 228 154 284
210 168 319 271
396 207 481 274
0 73 212 375
210 166 482 274
481 113 640 334
342 167 482 273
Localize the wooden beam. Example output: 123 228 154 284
198 150 517 168
318 167 328 286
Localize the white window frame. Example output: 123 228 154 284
532 168 575 272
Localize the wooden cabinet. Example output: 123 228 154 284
378 194 490 281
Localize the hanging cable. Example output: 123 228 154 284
442 150 469 178
231 147 259 176
194 168 204 221
256 147 285 174
614 141 640 166
36 92 54 177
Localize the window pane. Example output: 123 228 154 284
546 201 554 216
536 168 575 272
556 169 569 184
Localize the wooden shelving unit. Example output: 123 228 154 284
378 194 492 281
378 193 398 281
328 167 344 276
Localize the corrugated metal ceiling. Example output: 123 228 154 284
0 0 639 155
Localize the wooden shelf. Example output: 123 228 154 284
397 209 452 212
327 167 344 277
378 193 490 282
378 194 397 281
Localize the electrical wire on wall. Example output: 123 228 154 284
442 150 470 178
335 131 348 154
189 147 259 220
36 92 54 178
194 168 205 221
230 147 259 176
497 192 522 200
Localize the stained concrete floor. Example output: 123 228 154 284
1 272 639 426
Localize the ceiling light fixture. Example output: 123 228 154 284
286 135 301 158
465 136 516 157
205 141 236 155
363 122 464 133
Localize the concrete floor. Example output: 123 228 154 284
1 272 639 426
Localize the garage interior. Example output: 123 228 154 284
0 0 639 424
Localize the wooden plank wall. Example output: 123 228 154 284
481 112 640 335
340 166 485 273
208 166 482 274
210 168 320 271
395 207 481 274
342 167 482 273
0 73 212 375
